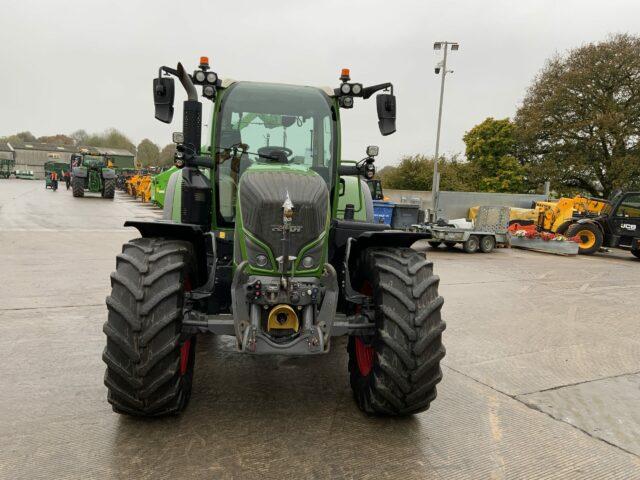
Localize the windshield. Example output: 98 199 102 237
214 82 336 225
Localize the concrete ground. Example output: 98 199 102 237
1 178 639 480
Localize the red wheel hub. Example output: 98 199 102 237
179 339 191 375
355 337 374 376
355 280 375 376
180 275 192 376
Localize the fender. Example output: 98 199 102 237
575 217 604 234
124 220 210 285
72 166 87 178
352 230 434 250
332 222 434 306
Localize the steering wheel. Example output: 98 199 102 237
257 146 293 163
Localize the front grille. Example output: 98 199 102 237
239 171 328 260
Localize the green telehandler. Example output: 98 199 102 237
102 58 446 417
71 152 116 198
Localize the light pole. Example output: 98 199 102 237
430 41 459 222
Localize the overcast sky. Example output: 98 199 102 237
1 0 639 168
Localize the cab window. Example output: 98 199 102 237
615 194 640 218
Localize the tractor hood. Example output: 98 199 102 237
237 166 329 273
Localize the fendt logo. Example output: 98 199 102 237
620 223 637 231
271 225 303 233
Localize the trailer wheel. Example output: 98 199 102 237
103 178 116 199
565 222 602 255
428 241 442 248
631 249 640 259
348 247 446 416
103 238 197 416
463 235 479 253
444 241 457 249
72 177 84 197
479 235 495 253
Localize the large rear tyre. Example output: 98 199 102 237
103 238 197 417
102 178 116 199
631 248 640 259
348 247 446 416
72 177 84 197
566 222 602 255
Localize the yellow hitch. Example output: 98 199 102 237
267 304 299 332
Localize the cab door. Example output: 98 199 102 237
608 192 640 247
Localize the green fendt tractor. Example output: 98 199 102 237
71 152 116 198
102 58 446 417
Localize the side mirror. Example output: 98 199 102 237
376 93 396 136
153 77 175 123
281 115 297 128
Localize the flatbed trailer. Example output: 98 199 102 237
418 205 511 253
426 225 509 253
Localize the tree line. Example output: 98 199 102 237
0 129 175 168
380 34 640 198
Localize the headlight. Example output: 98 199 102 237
342 96 353 108
340 83 351 95
194 71 206 82
351 83 362 95
246 236 272 269
203 85 215 98
301 256 314 269
206 72 218 84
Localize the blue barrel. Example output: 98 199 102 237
373 200 395 225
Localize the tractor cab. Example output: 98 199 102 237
213 81 337 227
599 192 640 249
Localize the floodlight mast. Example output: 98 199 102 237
430 41 459 222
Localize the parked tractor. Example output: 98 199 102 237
102 58 445 417
71 152 116 198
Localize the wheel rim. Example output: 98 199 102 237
578 230 596 249
355 337 374 376
355 280 375 377
180 339 191 375
180 276 193 376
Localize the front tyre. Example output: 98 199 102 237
72 177 84 197
102 178 116 199
348 247 446 416
566 222 602 255
103 238 197 416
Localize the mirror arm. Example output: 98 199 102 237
362 82 393 99
158 66 179 78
